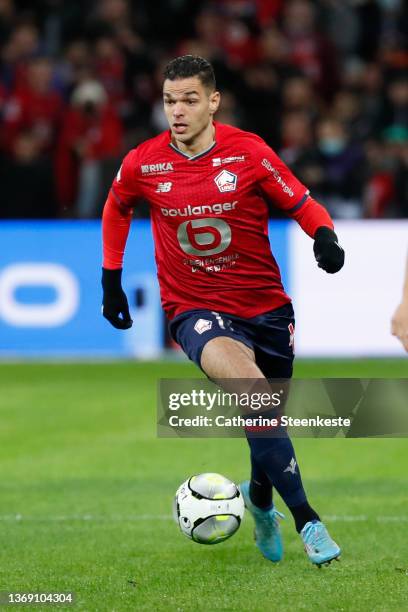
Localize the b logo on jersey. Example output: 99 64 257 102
214 170 237 193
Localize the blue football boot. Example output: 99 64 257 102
240 481 284 562
300 520 341 567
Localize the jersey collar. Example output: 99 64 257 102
169 140 216 161
168 122 217 161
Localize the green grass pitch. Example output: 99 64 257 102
0 359 407 611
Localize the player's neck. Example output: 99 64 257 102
171 122 215 158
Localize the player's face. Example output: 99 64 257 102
163 77 220 144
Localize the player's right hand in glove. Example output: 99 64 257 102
102 268 133 329
313 227 345 274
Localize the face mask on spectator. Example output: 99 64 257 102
318 138 345 156
378 0 401 10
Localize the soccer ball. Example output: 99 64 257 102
173 473 245 545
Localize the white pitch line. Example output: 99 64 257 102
0 514 173 522
324 515 408 523
0 514 407 523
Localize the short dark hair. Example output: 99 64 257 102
163 55 216 91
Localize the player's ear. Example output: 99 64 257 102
209 91 220 115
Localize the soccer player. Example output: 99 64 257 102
391 253 408 352
101 56 345 566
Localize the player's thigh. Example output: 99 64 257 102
201 338 284 414
200 336 262 379
169 309 257 376
170 310 281 404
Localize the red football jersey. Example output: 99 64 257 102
103 122 333 319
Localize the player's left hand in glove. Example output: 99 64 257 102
102 268 133 329
313 227 345 274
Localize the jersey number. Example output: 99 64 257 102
177 218 231 256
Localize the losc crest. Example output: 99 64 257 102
214 170 237 193
194 319 213 334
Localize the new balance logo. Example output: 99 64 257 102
141 162 174 174
156 182 172 193
283 457 297 475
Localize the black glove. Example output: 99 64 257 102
102 268 133 329
313 227 345 274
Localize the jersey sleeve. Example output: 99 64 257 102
111 148 142 208
250 138 333 237
102 148 142 269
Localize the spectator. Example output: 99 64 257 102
281 75 321 120
332 89 366 140
383 125 408 217
356 61 385 138
0 129 57 218
55 80 123 218
382 75 408 130
55 39 92 100
239 64 280 144
93 35 127 114
279 111 314 167
0 0 15 47
259 26 293 79
2 56 64 155
363 138 396 218
281 0 340 101
221 16 260 68
1 21 40 91
89 0 131 36
215 90 241 127
312 117 366 218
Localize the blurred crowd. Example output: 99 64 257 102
0 0 407 220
